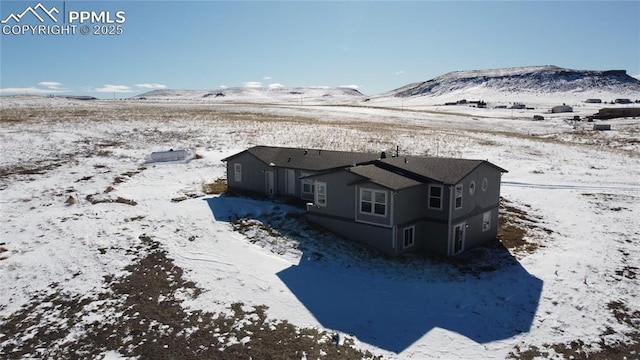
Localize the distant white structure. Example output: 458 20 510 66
551 104 573 113
145 149 194 164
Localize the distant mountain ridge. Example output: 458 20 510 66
135 66 639 102
388 66 640 98
136 86 364 100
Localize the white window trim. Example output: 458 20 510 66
453 222 466 255
454 183 463 210
359 188 388 217
315 181 327 207
428 184 443 210
233 163 242 183
301 172 315 196
403 226 415 249
482 211 491 232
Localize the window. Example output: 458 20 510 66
469 181 476 195
301 172 314 196
315 181 327 207
428 185 443 210
403 227 415 248
360 188 387 216
482 211 491 232
453 223 465 254
234 163 242 183
482 177 488 192
455 183 463 209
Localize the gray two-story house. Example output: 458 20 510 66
223 146 507 257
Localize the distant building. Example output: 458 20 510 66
551 105 573 113
593 124 611 131
615 98 632 104
591 107 640 120
510 103 526 109
585 99 602 104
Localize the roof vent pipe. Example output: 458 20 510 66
404 157 408 164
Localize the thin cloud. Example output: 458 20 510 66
395 70 405 76
94 84 133 93
219 85 228 89
243 81 262 88
268 83 284 89
136 83 167 89
0 87 54 95
340 84 360 90
38 81 64 89
263 76 272 80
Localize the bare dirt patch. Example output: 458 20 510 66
0 235 380 359
509 300 640 359
498 197 553 257
202 178 227 195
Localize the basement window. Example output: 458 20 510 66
403 226 415 248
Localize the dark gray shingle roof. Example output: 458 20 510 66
378 156 507 185
223 146 379 171
347 165 422 191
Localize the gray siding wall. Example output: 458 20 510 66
462 207 499 250
226 157 315 200
393 184 451 225
306 170 361 220
226 153 272 195
448 164 503 254
395 220 448 256
451 163 502 218
393 186 427 225
307 213 394 255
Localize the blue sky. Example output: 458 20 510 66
1 1 638 97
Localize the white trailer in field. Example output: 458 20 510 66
145 149 194 164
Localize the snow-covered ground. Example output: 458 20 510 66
0 94 638 358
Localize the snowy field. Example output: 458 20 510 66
0 94 639 359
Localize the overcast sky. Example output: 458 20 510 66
1 1 638 97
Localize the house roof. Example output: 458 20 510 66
377 156 508 185
222 146 380 171
347 165 422 191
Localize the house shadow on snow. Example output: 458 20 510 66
277 252 543 353
203 195 543 354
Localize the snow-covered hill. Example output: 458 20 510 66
386 65 640 98
131 66 639 108
135 86 365 104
